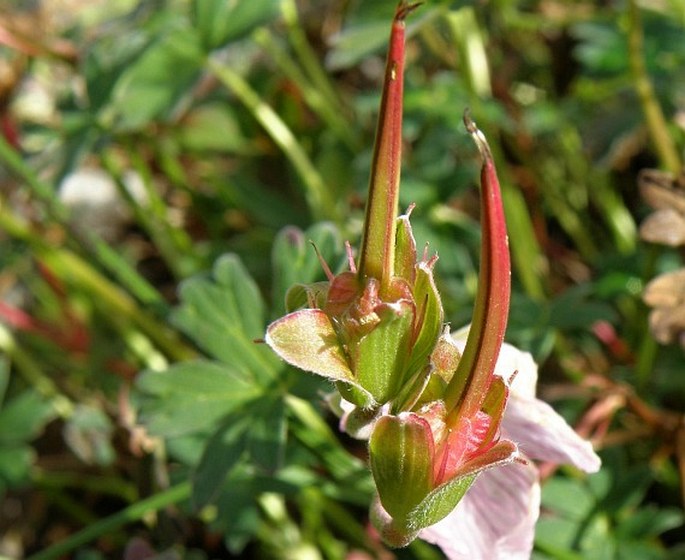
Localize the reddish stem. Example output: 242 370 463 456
358 2 420 296
445 114 511 420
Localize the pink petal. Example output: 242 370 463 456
493 343 538 399
503 394 601 473
419 461 540 560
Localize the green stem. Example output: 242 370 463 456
501 182 546 300
87 233 169 312
0 135 68 222
43 250 190 363
628 0 681 173
253 27 357 150
285 394 369 489
207 57 338 223
43 488 99 526
26 481 191 560
280 0 356 148
0 323 74 418
445 6 546 300
102 148 196 279
35 470 138 503
0 201 194 363
0 134 168 310
635 334 658 390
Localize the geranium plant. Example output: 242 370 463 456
265 2 600 557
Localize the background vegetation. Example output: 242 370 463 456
1 0 684 558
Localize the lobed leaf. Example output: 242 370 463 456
0 390 55 445
110 28 204 130
173 254 279 379
191 0 279 51
136 360 261 437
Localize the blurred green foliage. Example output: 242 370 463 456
0 0 684 558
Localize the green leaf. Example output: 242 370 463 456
173 254 279 379
193 395 287 510
272 223 341 316
616 505 683 540
0 446 33 488
285 395 371 492
541 477 595 520
0 358 9 404
110 27 204 130
178 102 252 154
326 22 395 71
0 390 55 445
192 0 279 51
326 7 438 71
192 413 251 509
245 395 286 472
211 466 264 551
136 360 261 437
549 284 618 331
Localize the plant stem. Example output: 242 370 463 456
254 27 358 150
444 6 546 300
358 3 418 293
0 134 168 310
34 470 139 502
281 0 340 112
26 481 191 560
628 0 681 173
0 135 68 222
445 115 511 417
0 201 194 363
0 323 74 418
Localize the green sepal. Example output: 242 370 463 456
369 413 435 522
371 435 519 547
266 309 353 382
266 309 376 407
406 332 461 410
408 439 518 530
480 376 509 445
404 262 443 380
394 214 417 285
410 372 447 411
336 381 377 409
353 301 414 403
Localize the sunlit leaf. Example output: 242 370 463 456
137 360 261 436
192 0 279 51
173 254 279 379
110 27 203 130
